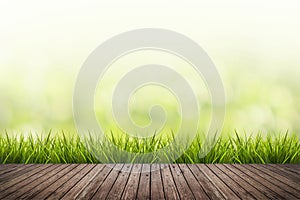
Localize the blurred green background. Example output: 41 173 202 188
0 1 300 136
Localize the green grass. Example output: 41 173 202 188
0 131 299 164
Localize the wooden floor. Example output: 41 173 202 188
0 164 299 199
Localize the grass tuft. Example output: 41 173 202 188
0 131 299 164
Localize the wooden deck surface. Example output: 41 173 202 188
0 164 299 199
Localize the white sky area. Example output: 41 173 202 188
1 0 299 89
0 0 300 133
1 0 300 69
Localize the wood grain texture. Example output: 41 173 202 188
0 164 298 200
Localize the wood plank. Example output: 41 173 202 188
188 164 225 200
160 164 180 200
250 164 300 191
270 164 300 175
0 164 21 170
265 164 300 182
207 164 255 199
61 165 105 200
0 164 51 193
106 164 132 200
0 164 57 199
216 164 267 199
0 164 36 182
198 164 240 199
0 164 19 170
169 164 195 200
178 164 210 199
150 164 165 200
0 164 20 175
19 164 78 200
284 165 300 175
225 164 281 199
235 164 298 199
32 164 87 199
136 164 151 200
121 164 142 200
91 164 124 199
284 164 300 170
0 164 298 200
269 164 300 173
76 164 115 199
247 164 300 196
4 164 68 199
45 164 96 199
